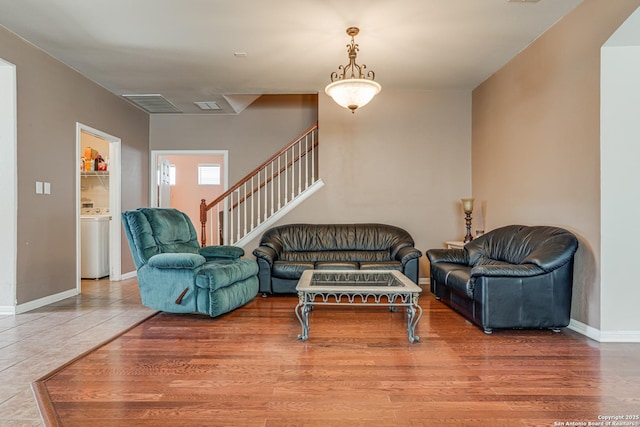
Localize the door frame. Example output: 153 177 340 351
76 123 122 292
150 150 229 243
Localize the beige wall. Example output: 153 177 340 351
242 90 472 279
471 0 640 330
0 25 149 305
151 91 471 279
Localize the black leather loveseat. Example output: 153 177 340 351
426 225 578 334
253 223 422 295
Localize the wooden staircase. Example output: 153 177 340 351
199 124 323 247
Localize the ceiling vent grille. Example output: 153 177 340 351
122 94 181 113
194 101 222 110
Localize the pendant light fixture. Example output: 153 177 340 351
325 27 381 113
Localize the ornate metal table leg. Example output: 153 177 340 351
388 294 399 312
406 293 423 343
295 291 310 341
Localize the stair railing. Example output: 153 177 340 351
200 123 319 247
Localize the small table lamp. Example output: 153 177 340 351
461 198 474 243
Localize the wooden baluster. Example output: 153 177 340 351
274 159 277 216
298 140 302 196
305 134 309 190
313 130 317 183
264 167 269 221
243 181 248 237
199 199 207 247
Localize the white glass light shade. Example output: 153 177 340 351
325 79 381 112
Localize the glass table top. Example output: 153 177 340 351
297 270 421 293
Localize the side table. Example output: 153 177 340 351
444 241 466 250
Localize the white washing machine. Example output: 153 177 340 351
81 213 111 279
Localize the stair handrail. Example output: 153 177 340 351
200 123 318 246
224 140 319 212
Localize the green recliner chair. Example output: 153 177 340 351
121 208 259 317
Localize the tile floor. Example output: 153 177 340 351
0 278 154 427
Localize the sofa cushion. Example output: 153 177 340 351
315 261 359 270
473 257 514 268
281 250 391 263
148 253 206 269
199 245 244 260
121 208 200 267
144 208 197 247
261 224 414 254
431 262 473 298
446 269 474 298
465 225 578 270
272 261 314 279
359 261 402 271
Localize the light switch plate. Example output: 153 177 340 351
35 181 43 194
44 182 51 194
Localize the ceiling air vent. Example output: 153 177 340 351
194 101 222 111
122 94 181 113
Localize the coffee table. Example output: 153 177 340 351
294 270 423 343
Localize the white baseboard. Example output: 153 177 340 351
119 270 137 280
0 305 16 315
0 273 138 315
598 330 640 342
14 288 78 314
419 278 430 286
568 319 640 343
568 319 601 341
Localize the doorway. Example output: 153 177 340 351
76 123 122 293
150 150 228 245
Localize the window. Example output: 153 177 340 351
198 164 221 186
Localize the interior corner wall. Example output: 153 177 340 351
0 59 17 310
0 25 150 306
251 90 472 279
471 0 640 332
601 8 640 335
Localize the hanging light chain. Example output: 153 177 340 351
330 27 376 82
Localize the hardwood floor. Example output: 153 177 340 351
33 291 640 427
